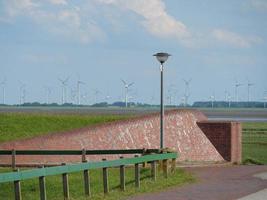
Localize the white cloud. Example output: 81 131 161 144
48 0 67 5
1 0 105 44
212 29 263 48
5 0 39 17
248 0 267 11
2 0 262 48
97 0 191 41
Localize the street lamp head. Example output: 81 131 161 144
153 52 171 64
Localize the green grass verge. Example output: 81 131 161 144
0 167 194 200
0 113 130 143
242 122 267 165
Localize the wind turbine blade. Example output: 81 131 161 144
121 79 126 85
128 82 134 87
64 76 70 83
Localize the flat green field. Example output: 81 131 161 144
242 122 267 164
0 113 130 143
0 167 194 200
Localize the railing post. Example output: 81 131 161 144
134 155 140 188
151 160 156 181
83 159 91 197
162 159 168 178
38 165 46 200
81 149 86 162
62 163 69 200
102 158 109 194
171 158 176 173
14 169 21 200
12 149 16 171
119 156 125 191
142 148 147 168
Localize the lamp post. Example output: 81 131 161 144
153 52 171 149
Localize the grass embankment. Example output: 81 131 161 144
0 167 194 200
242 122 267 164
0 113 130 143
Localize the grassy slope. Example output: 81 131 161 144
242 122 267 164
0 113 130 143
0 167 194 200
0 112 195 199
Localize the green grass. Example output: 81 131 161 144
0 113 130 143
242 122 267 164
242 122 267 129
0 167 194 200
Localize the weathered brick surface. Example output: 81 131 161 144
0 109 228 165
197 121 242 164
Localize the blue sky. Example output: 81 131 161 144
0 0 267 105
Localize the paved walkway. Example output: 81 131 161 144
129 165 267 200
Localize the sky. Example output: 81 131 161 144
0 0 267 105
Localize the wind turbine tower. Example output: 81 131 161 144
210 94 215 108
183 79 191 106
234 80 243 102
264 91 267 108
0 79 6 104
58 77 69 105
19 82 26 105
105 93 111 103
93 89 101 104
44 87 52 104
227 93 232 108
247 79 254 102
77 79 85 105
121 79 134 107
224 90 229 102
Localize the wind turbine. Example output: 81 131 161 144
44 86 52 104
76 79 85 105
150 95 155 105
19 82 26 105
246 79 254 102
167 87 173 105
264 91 267 108
81 93 88 105
183 78 191 106
105 93 111 103
167 84 177 106
93 89 101 104
0 79 6 104
181 96 186 107
224 90 229 102
70 88 77 104
58 77 69 105
234 80 243 102
227 93 232 108
209 93 215 108
121 79 134 107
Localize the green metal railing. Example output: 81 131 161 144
0 149 177 200
0 148 160 155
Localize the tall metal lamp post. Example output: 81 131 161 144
153 52 171 149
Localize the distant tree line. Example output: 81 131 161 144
0 101 158 108
0 101 266 108
192 101 266 108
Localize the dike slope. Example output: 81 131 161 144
0 109 224 165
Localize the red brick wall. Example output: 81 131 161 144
197 121 242 164
0 109 225 165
